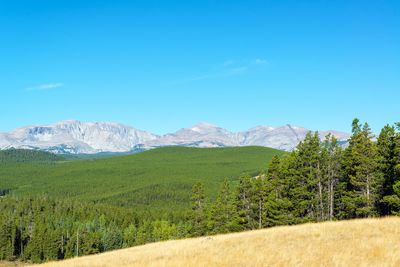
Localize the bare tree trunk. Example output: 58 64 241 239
20 235 23 255
259 199 262 229
317 162 324 220
366 175 371 218
329 180 334 220
61 234 64 255
76 230 79 257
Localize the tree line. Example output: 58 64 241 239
0 149 63 163
0 196 190 263
188 119 400 235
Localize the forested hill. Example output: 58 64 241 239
0 146 283 213
0 149 64 163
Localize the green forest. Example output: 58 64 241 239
0 149 64 163
0 146 282 214
0 119 399 263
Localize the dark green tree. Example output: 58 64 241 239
290 132 325 221
323 134 342 220
234 174 254 230
102 222 122 251
342 119 380 218
380 123 400 215
262 154 294 226
0 216 15 260
252 174 267 229
189 182 208 236
377 124 398 214
208 178 239 234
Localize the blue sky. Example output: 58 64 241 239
1 0 399 135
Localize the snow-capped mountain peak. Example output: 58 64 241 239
0 120 158 154
0 120 351 154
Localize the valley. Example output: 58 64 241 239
0 146 283 213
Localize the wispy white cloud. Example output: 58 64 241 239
26 83 64 91
168 58 267 85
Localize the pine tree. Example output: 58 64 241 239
377 124 398 214
263 154 294 226
380 123 400 215
290 131 324 221
102 222 122 251
41 225 59 261
25 221 46 263
189 182 208 236
323 134 342 220
209 178 239 234
234 174 254 230
252 174 267 229
395 123 400 183
0 216 14 260
266 155 282 199
342 120 380 218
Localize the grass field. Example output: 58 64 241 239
0 146 283 212
36 216 400 267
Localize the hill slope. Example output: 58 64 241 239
0 146 283 213
37 217 400 267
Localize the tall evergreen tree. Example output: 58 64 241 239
290 131 324 221
264 155 293 226
251 175 267 229
323 134 342 220
395 123 400 180
189 182 208 236
342 119 380 218
377 124 398 214
380 123 400 215
0 216 14 260
234 174 254 229
102 222 122 251
208 178 239 233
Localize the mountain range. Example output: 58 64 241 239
0 120 351 154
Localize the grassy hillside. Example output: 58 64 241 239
37 217 400 267
0 146 283 213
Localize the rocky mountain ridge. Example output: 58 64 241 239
0 120 351 154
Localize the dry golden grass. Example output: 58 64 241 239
37 217 400 267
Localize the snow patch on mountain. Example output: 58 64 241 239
0 120 351 154
0 120 159 154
